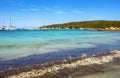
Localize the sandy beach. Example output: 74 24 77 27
0 50 119 78
78 68 120 78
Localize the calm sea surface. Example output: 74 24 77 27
0 30 120 69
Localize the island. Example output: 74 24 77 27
39 20 120 31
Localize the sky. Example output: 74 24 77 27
0 0 120 28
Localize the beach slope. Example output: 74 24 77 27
0 50 120 78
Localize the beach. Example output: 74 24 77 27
79 68 120 78
0 30 120 78
1 0 120 77
0 50 119 78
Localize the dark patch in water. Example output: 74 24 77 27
0 43 120 70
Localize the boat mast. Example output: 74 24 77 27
0 17 1 27
9 16 12 27
3 17 5 27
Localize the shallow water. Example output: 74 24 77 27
0 30 120 69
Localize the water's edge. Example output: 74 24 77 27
0 50 119 78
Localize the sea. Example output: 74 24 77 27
0 30 120 69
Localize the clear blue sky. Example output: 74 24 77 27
0 0 120 28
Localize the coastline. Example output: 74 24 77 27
39 27 120 31
0 50 120 78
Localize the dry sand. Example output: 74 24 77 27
76 67 120 78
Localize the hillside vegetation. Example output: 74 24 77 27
40 20 120 30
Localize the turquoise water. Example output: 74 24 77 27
0 30 120 69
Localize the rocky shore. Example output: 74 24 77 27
40 26 120 31
84 27 120 31
0 50 120 78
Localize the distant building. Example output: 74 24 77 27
40 27 48 30
24 27 40 30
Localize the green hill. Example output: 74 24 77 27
40 20 120 29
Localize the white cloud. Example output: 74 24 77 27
72 10 83 14
43 7 65 14
44 7 51 11
94 16 108 19
21 9 28 11
30 8 39 11
56 11 65 14
21 8 39 12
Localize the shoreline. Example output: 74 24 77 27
1 27 120 31
0 50 120 78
